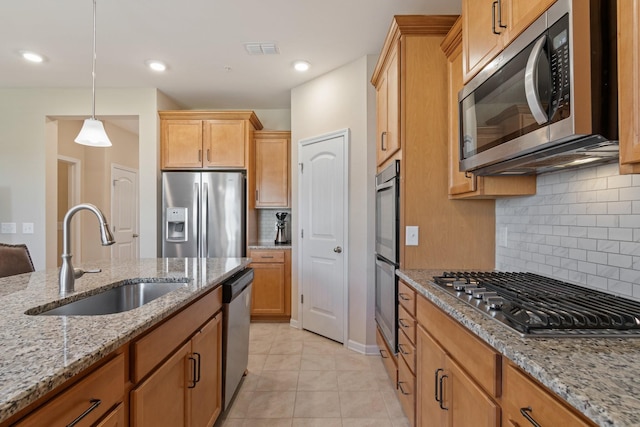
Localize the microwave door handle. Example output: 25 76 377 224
524 35 549 125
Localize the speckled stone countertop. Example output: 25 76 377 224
398 269 640 427
248 241 292 250
0 257 250 423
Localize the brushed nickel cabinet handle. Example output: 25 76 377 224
398 318 410 328
198 149 202 162
398 343 410 355
497 0 507 29
379 349 389 359
492 1 500 34
66 399 101 427
381 131 387 151
398 293 411 301
520 407 542 427
398 381 410 395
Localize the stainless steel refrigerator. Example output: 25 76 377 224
162 171 246 258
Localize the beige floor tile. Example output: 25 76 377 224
238 370 260 392
380 389 404 419
297 370 338 391
337 371 380 391
291 418 342 427
335 354 371 371
269 340 303 355
303 339 345 355
242 418 293 427
250 339 273 355
341 419 393 427
300 354 336 371
339 391 389 419
293 391 341 418
263 354 302 371
248 354 268 372
218 418 244 427
226 391 254 419
256 370 299 391
390 417 411 427
247 391 296 418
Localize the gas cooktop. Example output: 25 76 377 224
432 272 640 338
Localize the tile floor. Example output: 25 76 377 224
216 323 410 427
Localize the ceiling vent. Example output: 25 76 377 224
244 43 280 55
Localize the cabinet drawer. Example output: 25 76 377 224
95 403 125 427
249 250 285 263
132 286 223 383
398 328 416 375
417 295 501 398
398 280 416 316
16 354 125 427
398 304 416 345
502 362 595 427
376 326 397 386
397 354 416 426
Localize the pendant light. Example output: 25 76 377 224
75 0 112 147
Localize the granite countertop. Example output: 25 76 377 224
0 257 250 423
397 269 640 427
248 241 292 250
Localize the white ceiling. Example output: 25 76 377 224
0 0 461 110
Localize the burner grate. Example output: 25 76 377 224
434 272 640 336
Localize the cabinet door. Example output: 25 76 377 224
416 327 448 427
203 120 246 168
506 0 556 43
189 313 223 427
95 403 125 427
376 46 399 166
619 0 640 172
130 341 190 427
161 120 204 169
462 0 504 82
446 358 500 427
255 136 290 207
250 262 286 315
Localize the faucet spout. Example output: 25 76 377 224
59 203 115 295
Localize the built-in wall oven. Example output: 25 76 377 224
375 160 399 353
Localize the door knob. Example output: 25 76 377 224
132 233 139 238
334 246 342 253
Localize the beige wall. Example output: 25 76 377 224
291 55 378 352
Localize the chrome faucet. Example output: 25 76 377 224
59 203 115 295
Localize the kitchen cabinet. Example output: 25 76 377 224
618 0 640 174
254 131 291 208
397 281 417 426
249 248 291 321
375 44 399 167
376 326 398 386
462 0 556 83
371 15 496 270
502 361 595 427
442 17 536 199
95 403 125 427
160 111 263 170
14 353 125 427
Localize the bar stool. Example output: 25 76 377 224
0 243 35 278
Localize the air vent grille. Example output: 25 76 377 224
244 43 279 55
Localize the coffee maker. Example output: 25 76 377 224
275 212 289 244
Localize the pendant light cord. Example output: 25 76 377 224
91 0 97 120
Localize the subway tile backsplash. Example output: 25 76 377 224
496 163 640 301
257 208 291 242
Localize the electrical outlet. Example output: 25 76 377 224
406 226 419 246
22 223 34 234
1 222 17 234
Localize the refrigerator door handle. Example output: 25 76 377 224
194 182 200 256
202 182 208 258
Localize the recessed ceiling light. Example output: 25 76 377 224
145 60 167 72
19 50 45 63
293 60 310 72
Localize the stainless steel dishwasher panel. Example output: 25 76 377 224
222 268 253 411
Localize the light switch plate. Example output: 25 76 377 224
22 223 34 234
406 226 419 246
1 223 17 234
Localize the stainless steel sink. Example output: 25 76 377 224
29 280 189 316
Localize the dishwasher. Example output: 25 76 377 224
221 267 253 411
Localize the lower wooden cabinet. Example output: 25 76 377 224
96 403 126 427
14 353 125 427
249 249 291 321
376 326 397 386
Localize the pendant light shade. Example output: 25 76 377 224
75 0 111 147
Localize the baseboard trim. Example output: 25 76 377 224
289 318 300 329
347 339 380 355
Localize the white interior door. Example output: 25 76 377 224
111 165 139 260
299 129 349 343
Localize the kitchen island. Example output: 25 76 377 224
398 269 640 427
0 257 250 424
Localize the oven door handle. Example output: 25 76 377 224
375 177 396 192
524 35 549 125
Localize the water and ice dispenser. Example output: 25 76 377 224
166 207 188 242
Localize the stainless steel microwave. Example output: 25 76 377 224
458 0 618 176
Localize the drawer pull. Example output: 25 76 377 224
379 349 389 359
434 368 444 403
398 343 410 355
439 374 449 410
398 318 410 328
260 256 275 259
398 293 411 301
188 355 198 388
194 352 202 384
66 398 101 427
398 381 410 396
520 407 541 427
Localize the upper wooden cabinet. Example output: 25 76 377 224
618 0 640 174
254 131 291 208
160 111 263 170
374 44 400 167
462 0 556 83
442 18 536 199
